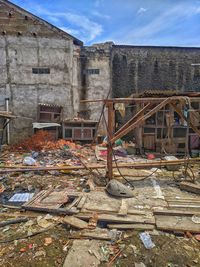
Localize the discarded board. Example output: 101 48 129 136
107 223 154 230
118 199 128 216
155 215 200 233
22 189 80 215
80 229 112 241
77 195 88 210
63 216 88 229
153 209 200 217
76 213 155 225
180 181 200 195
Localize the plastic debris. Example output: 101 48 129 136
108 229 122 242
23 156 36 166
8 193 34 202
191 215 200 224
139 232 155 249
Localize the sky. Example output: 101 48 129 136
10 0 200 46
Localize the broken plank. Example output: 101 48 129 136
82 207 147 215
80 229 112 241
153 209 200 216
180 181 200 195
0 218 28 227
155 215 200 233
76 213 155 225
77 195 88 209
168 204 200 209
62 216 88 229
107 223 154 230
118 199 128 216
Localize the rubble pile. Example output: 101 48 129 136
0 135 200 267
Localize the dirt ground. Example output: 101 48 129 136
1 223 200 267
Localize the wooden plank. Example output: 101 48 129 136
76 213 155 225
107 223 154 230
0 158 199 173
168 204 200 208
81 207 147 215
77 196 88 209
153 209 200 216
114 103 152 137
155 215 200 233
80 229 112 241
111 97 172 143
62 216 88 229
118 199 128 216
80 96 200 104
180 182 200 195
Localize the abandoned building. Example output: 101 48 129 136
0 0 199 154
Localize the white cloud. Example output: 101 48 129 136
60 12 103 41
137 7 147 14
23 3 103 42
60 27 80 36
123 4 199 43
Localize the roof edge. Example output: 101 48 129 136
113 44 200 50
1 0 83 46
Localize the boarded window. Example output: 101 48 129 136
85 69 100 75
32 68 50 74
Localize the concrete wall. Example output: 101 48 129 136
0 0 82 142
112 45 200 97
80 43 112 134
0 35 81 142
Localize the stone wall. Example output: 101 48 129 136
112 45 200 97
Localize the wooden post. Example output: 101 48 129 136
106 102 115 180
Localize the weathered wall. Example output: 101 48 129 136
80 43 112 133
112 45 200 97
0 0 82 142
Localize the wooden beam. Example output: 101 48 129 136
179 181 200 195
111 97 174 143
114 102 152 138
106 102 115 180
0 158 199 173
107 223 154 230
80 96 200 104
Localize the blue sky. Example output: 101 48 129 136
11 0 200 46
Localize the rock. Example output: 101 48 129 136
63 240 107 267
34 250 46 258
37 216 53 228
135 263 146 267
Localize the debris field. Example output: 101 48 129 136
0 131 200 267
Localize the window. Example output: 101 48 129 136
85 69 100 75
32 68 50 74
